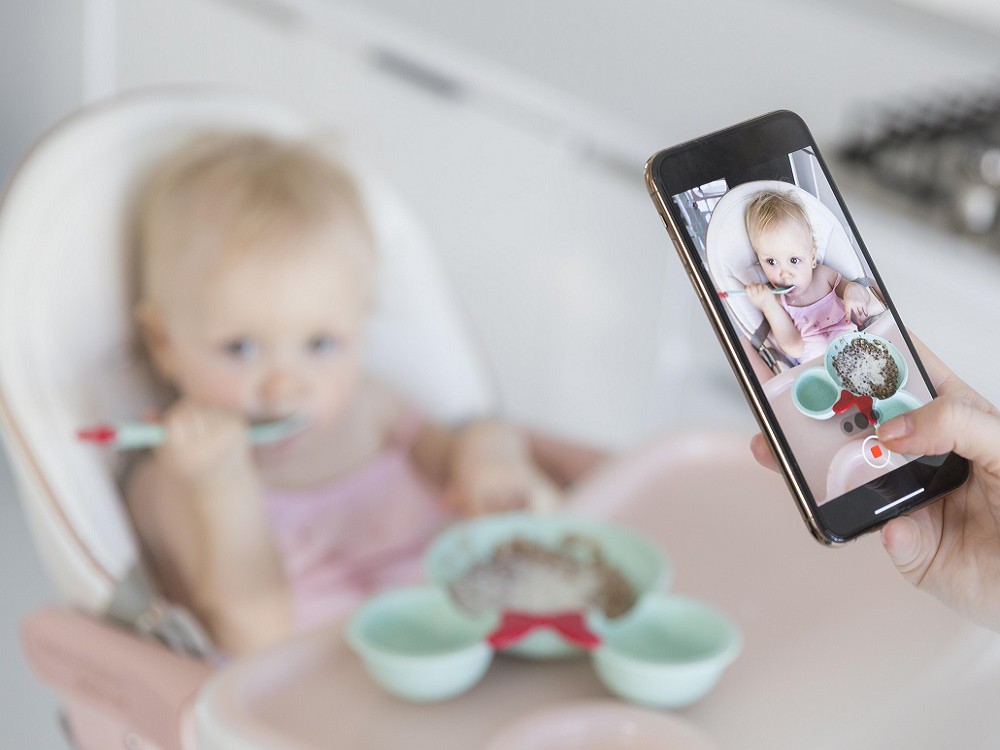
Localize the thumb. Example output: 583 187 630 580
880 512 939 586
877 396 1000 474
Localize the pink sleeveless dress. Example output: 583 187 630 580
263 414 454 631
780 273 857 361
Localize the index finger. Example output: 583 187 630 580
750 433 779 473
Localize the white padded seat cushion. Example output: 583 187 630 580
0 89 493 612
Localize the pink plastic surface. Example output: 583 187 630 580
196 432 1000 749
21 607 211 750
481 700 716 750
63 699 168 750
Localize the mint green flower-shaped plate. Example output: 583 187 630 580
347 514 741 708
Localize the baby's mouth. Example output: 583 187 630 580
249 413 299 426
247 413 309 448
251 417 281 426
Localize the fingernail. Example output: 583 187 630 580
877 413 911 443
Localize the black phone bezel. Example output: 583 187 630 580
646 110 969 543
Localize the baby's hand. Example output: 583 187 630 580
842 283 870 325
744 283 776 311
445 422 561 516
158 399 252 486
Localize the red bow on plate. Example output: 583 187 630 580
833 389 875 426
486 610 601 650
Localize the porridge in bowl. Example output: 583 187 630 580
448 536 637 619
832 336 899 400
425 513 668 657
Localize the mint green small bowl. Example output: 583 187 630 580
590 593 741 708
875 389 922 424
425 513 669 659
346 586 496 702
792 366 840 419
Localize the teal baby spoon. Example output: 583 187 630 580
76 414 306 450
717 285 795 299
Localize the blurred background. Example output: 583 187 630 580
4 0 1000 744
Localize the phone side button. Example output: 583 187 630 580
662 220 680 246
685 268 704 300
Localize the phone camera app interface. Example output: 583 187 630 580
670 148 932 507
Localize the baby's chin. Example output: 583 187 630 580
251 419 311 461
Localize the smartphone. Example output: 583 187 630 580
645 110 969 545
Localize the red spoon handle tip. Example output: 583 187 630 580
76 425 117 444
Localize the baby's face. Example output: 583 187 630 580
754 220 816 291
151 221 373 431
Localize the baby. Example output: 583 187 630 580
124 132 561 654
742 189 885 362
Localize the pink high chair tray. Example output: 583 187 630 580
481 701 716 750
196 432 1000 750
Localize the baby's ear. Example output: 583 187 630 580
135 301 177 382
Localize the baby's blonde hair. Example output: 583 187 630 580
135 131 374 305
743 189 814 253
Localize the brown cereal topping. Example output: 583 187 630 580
832 337 899 400
448 536 636 619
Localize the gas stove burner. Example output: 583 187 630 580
840 78 1000 243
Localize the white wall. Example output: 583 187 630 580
329 0 1000 146
0 2 84 180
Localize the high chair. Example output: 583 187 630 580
705 180 889 376
0 88 576 750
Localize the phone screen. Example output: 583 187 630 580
648 112 967 541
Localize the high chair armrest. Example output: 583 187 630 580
525 429 612 488
20 606 213 750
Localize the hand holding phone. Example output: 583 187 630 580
753 333 1000 630
645 111 969 544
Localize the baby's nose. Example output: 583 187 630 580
259 369 305 411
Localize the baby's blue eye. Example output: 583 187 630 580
790 257 801 265
308 334 338 354
765 258 776 266
223 338 258 360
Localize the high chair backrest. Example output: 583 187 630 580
0 88 495 619
705 179 865 353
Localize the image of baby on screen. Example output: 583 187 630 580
742 189 886 363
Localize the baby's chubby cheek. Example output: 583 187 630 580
176 368 248 416
763 270 785 288
310 367 365 428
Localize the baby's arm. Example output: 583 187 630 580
368 382 559 516
429 420 561 516
125 400 291 655
744 283 805 359
835 276 886 325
